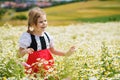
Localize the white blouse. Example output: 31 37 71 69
19 32 54 50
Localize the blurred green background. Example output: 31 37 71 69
0 0 120 26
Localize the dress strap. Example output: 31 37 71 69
28 34 37 51
44 32 50 43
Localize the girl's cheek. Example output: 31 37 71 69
37 24 42 27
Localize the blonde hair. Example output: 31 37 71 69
27 7 46 33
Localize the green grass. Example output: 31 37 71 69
0 0 120 26
75 14 120 22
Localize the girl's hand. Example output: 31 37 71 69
66 46 76 56
19 47 34 57
25 48 34 54
22 62 31 68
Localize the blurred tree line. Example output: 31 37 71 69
0 0 118 20
0 8 7 19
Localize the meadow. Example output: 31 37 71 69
0 22 120 80
0 0 120 26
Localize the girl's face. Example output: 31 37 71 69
34 15 47 32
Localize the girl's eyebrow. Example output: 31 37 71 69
38 19 47 21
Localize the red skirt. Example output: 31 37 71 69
25 49 54 74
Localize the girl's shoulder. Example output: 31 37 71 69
22 32 30 35
20 32 31 39
44 31 50 36
19 32 31 48
44 31 53 39
21 32 30 36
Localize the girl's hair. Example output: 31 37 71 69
27 7 46 33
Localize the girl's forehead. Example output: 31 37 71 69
38 15 46 20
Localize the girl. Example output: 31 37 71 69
18 7 75 76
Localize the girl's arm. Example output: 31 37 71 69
18 47 34 58
49 46 75 56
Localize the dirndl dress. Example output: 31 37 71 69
19 32 54 74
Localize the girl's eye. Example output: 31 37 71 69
44 20 47 22
39 21 43 23
39 20 47 23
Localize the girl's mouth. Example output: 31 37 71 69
41 27 46 29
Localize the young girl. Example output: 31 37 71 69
18 7 75 76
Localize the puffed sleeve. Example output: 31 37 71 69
19 32 31 48
45 32 54 48
47 32 54 48
49 35 54 47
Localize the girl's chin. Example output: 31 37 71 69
41 29 45 31
38 28 46 30
41 27 46 30
35 29 45 32
41 28 46 30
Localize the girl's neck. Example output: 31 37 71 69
32 30 44 36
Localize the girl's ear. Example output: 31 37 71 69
29 26 34 31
